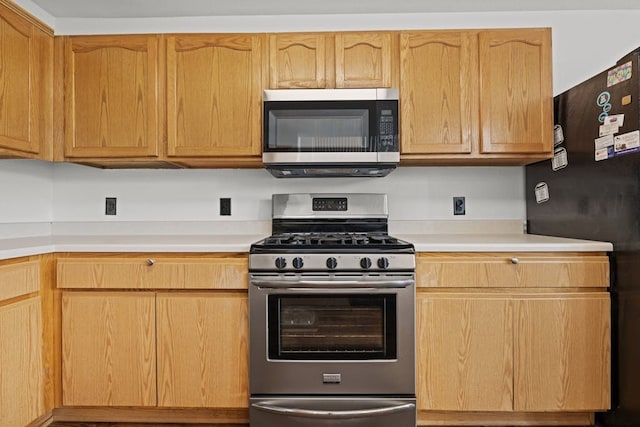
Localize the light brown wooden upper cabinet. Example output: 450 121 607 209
268 31 398 89
400 31 478 156
63 35 161 162
400 28 553 165
166 34 265 164
0 1 52 160
479 29 553 155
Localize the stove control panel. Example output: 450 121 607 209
250 253 415 272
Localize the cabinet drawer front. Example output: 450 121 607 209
57 256 248 289
0 260 39 301
416 253 609 288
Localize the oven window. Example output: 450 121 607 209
268 295 397 360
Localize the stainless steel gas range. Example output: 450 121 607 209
249 193 416 427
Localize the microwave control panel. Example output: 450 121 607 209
377 101 398 151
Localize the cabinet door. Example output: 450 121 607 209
269 33 332 88
416 292 513 411
0 297 44 426
400 31 478 154
0 6 51 157
479 29 553 155
166 34 263 157
335 32 396 88
61 291 156 406
514 293 611 411
64 35 160 158
156 292 249 408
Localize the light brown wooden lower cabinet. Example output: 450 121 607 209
156 292 249 408
416 293 513 411
0 296 45 426
61 290 249 410
61 291 157 406
514 294 611 411
416 292 610 416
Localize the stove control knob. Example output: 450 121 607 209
293 257 304 270
360 257 372 270
377 257 390 269
275 257 287 270
326 257 338 269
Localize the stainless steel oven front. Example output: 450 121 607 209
249 272 416 426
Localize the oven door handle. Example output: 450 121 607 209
250 277 414 289
251 401 415 419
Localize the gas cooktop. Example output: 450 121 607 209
249 193 415 272
251 231 414 252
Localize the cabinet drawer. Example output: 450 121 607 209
416 253 609 288
57 255 248 289
0 260 39 301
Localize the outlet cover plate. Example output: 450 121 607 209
220 198 231 216
105 197 117 215
453 196 465 215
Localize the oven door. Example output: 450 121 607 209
249 273 415 395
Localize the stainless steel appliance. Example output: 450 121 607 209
262 89 399 178
249 193 416 427
526 47 640 426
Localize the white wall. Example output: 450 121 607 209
0 160 53 223
5 7 639 228
51 163 524 222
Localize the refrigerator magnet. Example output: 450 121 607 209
552 147 568 171
534 182 550 204
599 123 619 137
595 134 614 150
614 130 640 152
605 114 625 127
607 61 633 87
595 147 609 161
553 124 564 146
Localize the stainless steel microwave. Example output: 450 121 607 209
262 88 399 178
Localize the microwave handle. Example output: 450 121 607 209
251 401 415 419
250 277 414 289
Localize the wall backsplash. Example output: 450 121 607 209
48 161 525 223
0 160 53 223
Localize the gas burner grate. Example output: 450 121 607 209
264 232 400 247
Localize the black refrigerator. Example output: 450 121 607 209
526 48 640 426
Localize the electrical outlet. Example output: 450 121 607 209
105 197 117 215
453 196 465 215
220 198 231 216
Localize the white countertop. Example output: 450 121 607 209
0 231 613 261
399 233 613 252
